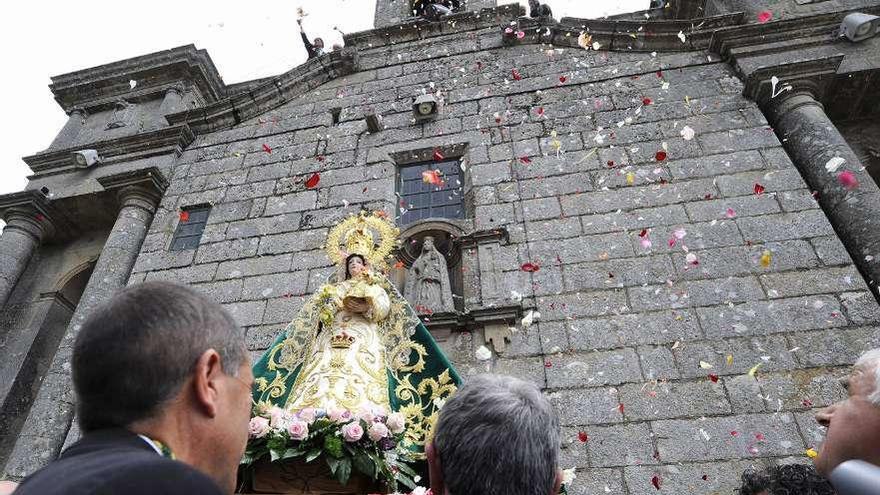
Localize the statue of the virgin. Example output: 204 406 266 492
251 211 461 455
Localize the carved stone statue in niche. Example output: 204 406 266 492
106 100 133 129
405 236 455 314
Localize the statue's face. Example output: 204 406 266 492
347 256 365 278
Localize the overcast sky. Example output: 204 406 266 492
0 0 647 200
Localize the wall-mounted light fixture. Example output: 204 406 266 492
72 149 102 168
413 94 440 122
838 13 879 42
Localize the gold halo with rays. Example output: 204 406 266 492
325 211 399 270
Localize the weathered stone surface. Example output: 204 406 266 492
7 5 880 486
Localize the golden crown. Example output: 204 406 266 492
330 332 356 349
325 211 399 270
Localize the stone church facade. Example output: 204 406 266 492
2 0 880 492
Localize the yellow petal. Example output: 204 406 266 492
806 448 818 458
748 363 763 377
760 250 772 268
726 355 734 366
626 172 636 185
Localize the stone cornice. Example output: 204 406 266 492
709 5 880 58
96 167 169 196
49 45 225 113
505 12 744 52
164 48 359 133
741 55 845 123
22 125 195 175
0 190 69 242
344 4 524 49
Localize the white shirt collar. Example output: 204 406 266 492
137 434 163 455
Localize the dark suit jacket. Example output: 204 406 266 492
14 428 224 495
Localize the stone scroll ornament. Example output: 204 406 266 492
251 211 461 459
405 235 456 314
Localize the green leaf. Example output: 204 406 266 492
305 448 322 463
335 457 352 486
326 456 341 475
352 454 376 478
395 460 418 478
269 448 282 462
281 448 303 461
396 470 416 490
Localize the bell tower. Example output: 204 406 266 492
374 0 498 28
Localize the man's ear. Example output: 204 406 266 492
192 349 223 418
550 468 563 495
426 441 444 495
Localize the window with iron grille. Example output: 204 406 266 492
170 205 211 251
398 160 464 225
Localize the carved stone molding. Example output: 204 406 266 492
165 48 359 133
23 125 195 175
503 12 744 52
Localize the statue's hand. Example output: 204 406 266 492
343 297 369 314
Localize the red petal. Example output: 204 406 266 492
559 75 567 83
655 150 667 161
179 211 190 222
651 475 661 490
578 431 589 443
754 183 765 195
433 149 445 161
757 10 772 23
536 107 545 116
262 143 272 153
544 361 553 368
638 229 648 238
305 173 321 189
618 403 625 414
519 156 532 164
708 373 719 383
642 97 653 106
316 155 325 162
393 261 405 269
521 262 540 272
511 69 522 81
838 170 859 190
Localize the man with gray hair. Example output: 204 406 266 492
427 374 562 495
14 281 252 495
813 347 880 475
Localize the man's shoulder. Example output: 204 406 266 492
102 456 224 493
16 450 222 495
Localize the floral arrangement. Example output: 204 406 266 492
243 403 420 492
315 284 342 328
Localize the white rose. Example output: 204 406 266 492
386 413 406 435
367 422 390 442
248 417 270 439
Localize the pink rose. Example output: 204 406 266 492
269 407 293 430
287 420 309 441
356 406 376 424
368 422 390 442
297 408 316 424
386 413 406 435
328 408 352 423
341 422 364 442
248 417 270 439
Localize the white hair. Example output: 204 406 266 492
855 348 880 406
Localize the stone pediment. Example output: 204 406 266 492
49 44 225 114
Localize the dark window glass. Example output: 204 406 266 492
398 160 464 225
170 205 211 251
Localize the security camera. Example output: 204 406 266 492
72 149 102 168
838 13 879 42
413 94 440 122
